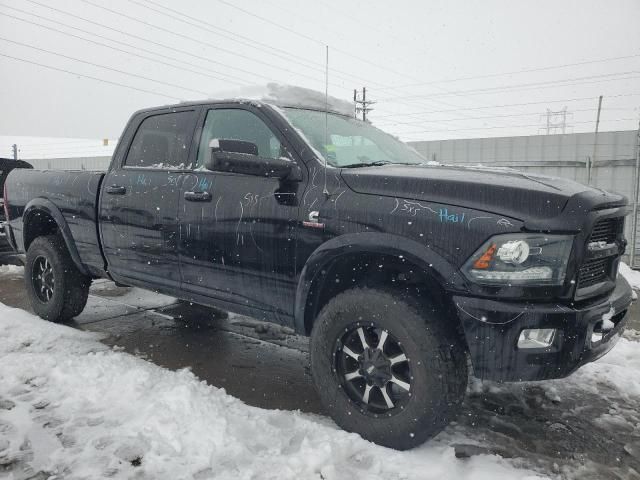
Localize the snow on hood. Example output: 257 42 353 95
210 83 355 116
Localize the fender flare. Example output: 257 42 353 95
293 232 466 334
22 198 90 276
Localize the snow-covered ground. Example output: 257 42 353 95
0 303 545 480
1 264 639 479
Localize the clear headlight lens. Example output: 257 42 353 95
463 234 574 285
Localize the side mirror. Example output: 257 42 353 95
205 138 300 180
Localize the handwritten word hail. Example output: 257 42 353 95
438 208 465 224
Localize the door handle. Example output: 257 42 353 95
106 185 126 195
184 191 212 202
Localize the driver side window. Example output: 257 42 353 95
196 109 284 168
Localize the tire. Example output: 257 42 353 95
309 288 468 450
24 235 90 322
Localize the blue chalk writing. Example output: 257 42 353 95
439 208 465 224
199 178 211 191
136 174 149 186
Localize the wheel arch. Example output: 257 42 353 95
22 198 89 276
294 232 467 336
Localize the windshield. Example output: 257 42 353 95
281 107 426 167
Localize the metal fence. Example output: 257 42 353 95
25 156 112 171
409 130 640 267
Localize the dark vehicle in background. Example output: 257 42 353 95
0 158 32 265
3 99 633 450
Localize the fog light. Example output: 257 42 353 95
517 328 556 349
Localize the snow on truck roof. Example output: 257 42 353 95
172 83 355 117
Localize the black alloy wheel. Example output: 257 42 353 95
335 324 412 415
32 255 55 302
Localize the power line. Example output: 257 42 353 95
21 0 370 89
376 71 640 101
18 1 277 84
208 0 516 111
397 117 637 136
0 53 180 100
132 0 333 78
374 107 628 128
0 37 210 96
209 0 530 126
0 7 253 85
78 0 332 88
0 5 481 131
372 93 640 119
81 0 512 129
373 53 640 92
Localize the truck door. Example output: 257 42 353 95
178 105 302 319
99 108 198 288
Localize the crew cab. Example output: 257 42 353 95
3 98 633 450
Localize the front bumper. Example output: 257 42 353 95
454 275 633 382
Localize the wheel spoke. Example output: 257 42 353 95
344 370 362 381
357 327 370 350
362 384 373 404
390 376 411 392
380 385 395 408
377 330 388 351
342 345 360 361
389 353 407 365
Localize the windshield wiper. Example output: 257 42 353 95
340 160 398 168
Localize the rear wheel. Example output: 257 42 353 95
25 235 90 322
309 288 467 450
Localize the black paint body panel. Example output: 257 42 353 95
3 100 632 382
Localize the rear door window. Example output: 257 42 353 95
126 110 196 169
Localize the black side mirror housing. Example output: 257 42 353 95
205 139 301 181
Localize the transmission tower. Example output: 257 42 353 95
544 107 570 134
354 87 375 122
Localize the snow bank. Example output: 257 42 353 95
564 336 640 400
210 83 355 117
620 262 640 291
0 265 23 275
0 303 545 479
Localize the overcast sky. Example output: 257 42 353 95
1 0 639 158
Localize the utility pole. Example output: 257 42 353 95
354 87 375 122
589 95 603 185
11 144 18 160
629 118 640 267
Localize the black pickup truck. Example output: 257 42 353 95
4 99 633 449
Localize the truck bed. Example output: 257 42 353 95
5 169 106 275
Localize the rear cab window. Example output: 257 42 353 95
125 110 197 169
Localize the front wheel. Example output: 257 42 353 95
309 288 468 450
25 235 90 322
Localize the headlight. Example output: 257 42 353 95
463 234 573 286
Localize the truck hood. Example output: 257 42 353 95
340 164 626 228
